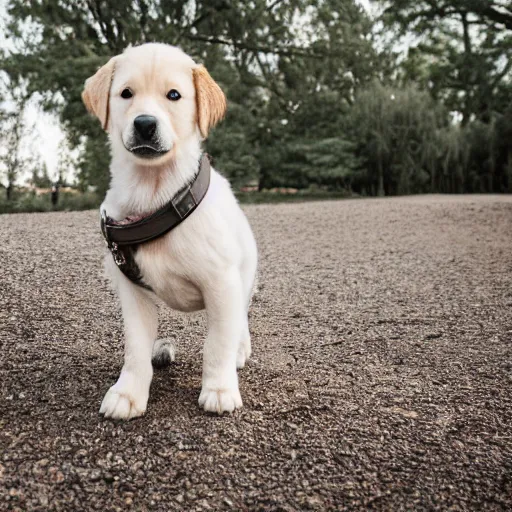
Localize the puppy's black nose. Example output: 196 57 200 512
134 115 157 141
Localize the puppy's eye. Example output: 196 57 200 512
121 88 133 99
166 89 181 101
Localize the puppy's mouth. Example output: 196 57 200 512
128 145 170 159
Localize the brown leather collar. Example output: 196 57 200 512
101 153 210 246
100 153 211 289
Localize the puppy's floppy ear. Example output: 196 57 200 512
193 65 227 139
82 57 117 130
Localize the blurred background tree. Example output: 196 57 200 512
31 163 53 189
0 0 511 204
0 76 37 199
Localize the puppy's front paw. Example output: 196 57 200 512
100 388 146 420
100 371 150 420
199 386 242 414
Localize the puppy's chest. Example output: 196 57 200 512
136 240 204 312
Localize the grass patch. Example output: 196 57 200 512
236 189 352 204
0 188 353 214
0 191 102 214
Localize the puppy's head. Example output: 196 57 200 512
82 43 226 165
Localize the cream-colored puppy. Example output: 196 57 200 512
82 43 257 419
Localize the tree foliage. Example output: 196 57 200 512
31 163 52 188
378 0 512 124
3 0 377 197
0 77 36 199
1 0 511 199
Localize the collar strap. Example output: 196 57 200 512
101 153 210 247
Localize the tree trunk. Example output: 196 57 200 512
377 158 385 197
460 13 473 126
258 168 271 191
508 149 512 193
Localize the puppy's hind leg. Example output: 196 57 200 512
152 338 176 369
236 278 256 369
236 320 251 369
100 275 158 420
237 249 257 369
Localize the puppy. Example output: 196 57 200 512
82 43 257 419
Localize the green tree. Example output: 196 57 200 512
349 81 448 195
377 0 512 124
3 0 378 195
0 77 34 199
31 163 53 188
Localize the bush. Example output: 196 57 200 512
0 190 102 214
236 187 352 204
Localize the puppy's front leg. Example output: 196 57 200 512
199 268 244 414
100 278 157 420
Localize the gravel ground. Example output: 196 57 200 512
1 195 512 511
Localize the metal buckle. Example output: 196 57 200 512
111 242 126 266
173 189 196 219
100 209 110 247
101 209 125 266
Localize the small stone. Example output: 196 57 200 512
130 461 144 472
89 470 101 482
51 470 65 483
307 495 324 508
383 406 419 419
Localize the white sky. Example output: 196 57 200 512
0 0 373 184
0 0 67 184
358 0 371 12
20 104 65 182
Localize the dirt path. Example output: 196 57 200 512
1 195 511 511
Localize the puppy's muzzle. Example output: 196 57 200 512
128 115 169 158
